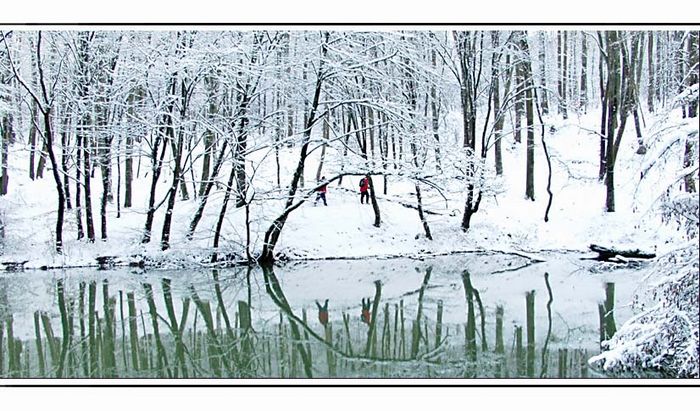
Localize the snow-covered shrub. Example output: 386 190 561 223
589 243 698 377
661 192 699 240
589 196 699 376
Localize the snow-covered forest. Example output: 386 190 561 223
0 29 698 378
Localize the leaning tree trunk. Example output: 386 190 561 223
259 32 328 264
43 109 66 254
415 183 432 240
186 140 229 239
160 126 184 251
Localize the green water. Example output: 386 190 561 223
0 253 639 379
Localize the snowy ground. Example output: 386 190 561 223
0 107 690 269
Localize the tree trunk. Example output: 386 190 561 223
688 31 699 118
141 124 169 244
100 144 109 241
415 183 432 240
491 32 503 175
525 78 535 201
368 175 381 228
35 139 47 179
514 61 524 144
75 133 84 240
159 82 183 251
83 130 95 242
683 139 696 193
0 116 10 196
580 32 588 112
211 166 236 263
259 32 328 264
430 49 442 172
647 31 655 113
43 109 66 254
517 33 536 201
538 31 549 115
28 104 38 181
315 105 329 181
200 76 217 197
186 140 229 239
124 135 133 208
562 31 569 119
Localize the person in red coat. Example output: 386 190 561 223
359 175 370 204
314 176 328 206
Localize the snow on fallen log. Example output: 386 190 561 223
587 244 656 262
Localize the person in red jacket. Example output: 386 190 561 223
359 175 370 204
314 176 328 206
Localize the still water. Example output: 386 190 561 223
0 252 643 379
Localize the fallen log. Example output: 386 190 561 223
588 244 656 262
1 261 28 271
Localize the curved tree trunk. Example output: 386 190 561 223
259 32 328 264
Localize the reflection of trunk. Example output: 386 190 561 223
411 267 432 358
526 290 535 377
461 270 477 363
365 280 382 358
143 283 171 378
599 282 617 342
261 265 313 377
540 273 554 378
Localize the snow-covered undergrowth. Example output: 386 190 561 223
589 241 699 377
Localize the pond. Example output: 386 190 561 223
0 252 645 379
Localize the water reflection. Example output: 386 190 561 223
0 254 632 378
